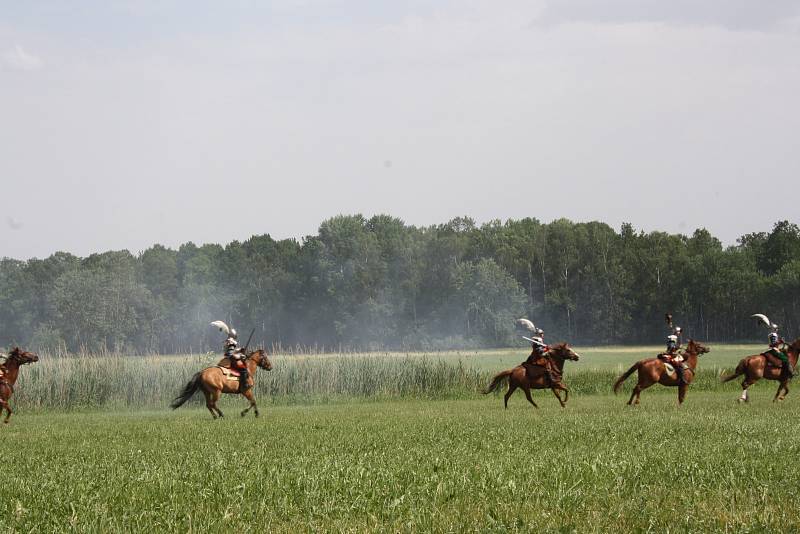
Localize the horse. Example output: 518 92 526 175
483 343 581 408
170 348 273 418
613 339 710 405
0 347 39 424
721 338 800 402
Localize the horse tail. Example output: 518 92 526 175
721 360 747 383
483 369 513 394
170 372 201 409
613 363 640 394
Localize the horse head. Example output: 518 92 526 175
685 339 710 356
8 347 39 365
548 343 580 362
248 348 273 371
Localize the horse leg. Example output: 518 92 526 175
504 384 517 409
775 380 789 402
240 390 258 418
212 390 225 418
738 379 753 403
204 389 223 419
678 384 688 405
551 386 567 408
627 384 641 406
522 386 538 409
1 399 11 424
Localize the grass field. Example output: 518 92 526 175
3 393 799 532
3 344 795 532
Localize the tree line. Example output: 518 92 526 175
1 216 798 353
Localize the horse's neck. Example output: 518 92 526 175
552 354 567 371
788 346 800 366
247 357 258 374
684 352 699 370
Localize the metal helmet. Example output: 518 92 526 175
229 328 238 339
769 332 780 345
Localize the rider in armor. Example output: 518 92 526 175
212 321 251 393
657 316 687 385
752 314 793 380
525 329 559 384
765 331 792 379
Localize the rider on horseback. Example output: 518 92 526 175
657 314 687 385
752 314 793 380
212 321 251 393
516 318 558 385
765 331 793 379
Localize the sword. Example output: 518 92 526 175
242 328 256 354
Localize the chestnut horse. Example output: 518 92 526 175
613 340 710 405
483 343 581 408
0 347 39 424
721 338 800 402
170 348 273 418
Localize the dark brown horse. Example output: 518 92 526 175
483 343 581 408
613 340 710 405
170 348 273 418
0 347 39 424
721 338 800 402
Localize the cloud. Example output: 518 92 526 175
534 0 800 31
3 44 43 71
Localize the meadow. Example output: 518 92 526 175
3 344 797 532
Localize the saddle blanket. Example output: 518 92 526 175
662 362 677 378
216 366 241 379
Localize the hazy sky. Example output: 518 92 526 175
2 1 799 259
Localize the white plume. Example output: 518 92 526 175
751 314 778 331
516 318 536 333
210 320 232 336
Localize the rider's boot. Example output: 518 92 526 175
782 361 794 380
238 368 251 393
545 362 558 385
676 365 686 386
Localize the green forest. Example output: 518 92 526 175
1 216 798 353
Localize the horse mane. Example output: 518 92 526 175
549 342 569 352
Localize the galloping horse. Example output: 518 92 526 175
721 338 800 402
0 347 39 424
613 339 710 405
170 348 273 418
483 343 581 408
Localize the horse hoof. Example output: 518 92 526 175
240 411 247 417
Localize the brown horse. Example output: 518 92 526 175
483 343 581 408
170 348 273 418
0 347 39 424
613 339 710 405
721 338 800 402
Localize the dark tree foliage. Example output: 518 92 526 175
1 218 798 353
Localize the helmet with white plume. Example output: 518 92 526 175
751 314 779 332
211 320 238 339
516 318 537 333
517 318 545 347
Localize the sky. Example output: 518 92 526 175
2 0 799 260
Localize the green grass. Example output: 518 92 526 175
2 393 799 532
